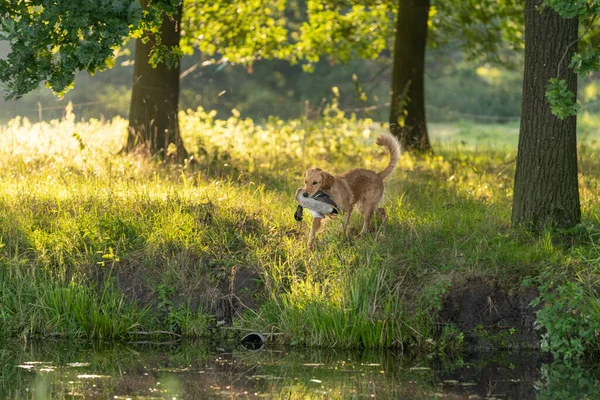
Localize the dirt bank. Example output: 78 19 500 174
438 278 540 350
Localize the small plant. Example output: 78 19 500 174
156 284 175 313
532 278 600 362
179 308 215 337
155 284 214 336
438 324 465 353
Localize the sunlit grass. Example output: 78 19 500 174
1 103 600 350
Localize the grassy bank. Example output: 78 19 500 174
2 103 600 359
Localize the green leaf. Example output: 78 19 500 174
569 50 600 76
545 78 579 119
543 0 590 19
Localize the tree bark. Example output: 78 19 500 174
512 0 580 230
125 1 188 162
389 0 431 152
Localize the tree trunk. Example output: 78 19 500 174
511 0 580 230
389 0 431 152
125 1 188 162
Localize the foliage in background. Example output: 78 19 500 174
181 0 292 62
1 0 526 107
432 0 524 66
0 0 560 127
0 43 535 125
296 1 390 68
0 0 142 99
0 0 190 100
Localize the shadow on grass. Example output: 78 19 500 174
0 191 287 337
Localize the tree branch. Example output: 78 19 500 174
557 14 597 77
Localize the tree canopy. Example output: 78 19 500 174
1 0 527 101
0 0 184 100
0 0 141 99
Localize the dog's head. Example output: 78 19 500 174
303 168 334 197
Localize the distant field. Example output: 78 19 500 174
429 121 520 149
430 111 600 150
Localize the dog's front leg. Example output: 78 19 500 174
342 207 352 237
308 217 322 248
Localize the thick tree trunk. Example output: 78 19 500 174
512 0 580 230
125 1 188 162
389 0 431 152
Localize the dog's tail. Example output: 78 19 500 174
376 134 401 179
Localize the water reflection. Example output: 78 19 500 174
0 340 597 399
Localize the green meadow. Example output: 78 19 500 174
2 103 600 361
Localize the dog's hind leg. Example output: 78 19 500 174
376 207 386 225
358 204 376 237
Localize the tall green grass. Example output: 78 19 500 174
0 268 150 339
1 101 600 352
249 242 413 348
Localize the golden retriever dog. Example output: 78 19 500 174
301 134 401 244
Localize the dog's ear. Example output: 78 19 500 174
320 171 335 190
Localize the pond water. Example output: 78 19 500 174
0 340 596 399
